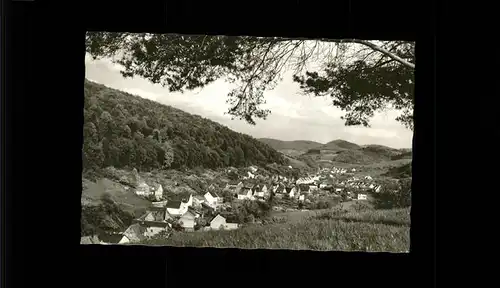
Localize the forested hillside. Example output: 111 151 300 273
83 80 286 172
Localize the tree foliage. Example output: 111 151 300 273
372 178 412 209
86 33 414 129
83 80 286 172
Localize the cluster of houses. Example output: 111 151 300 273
81 165 388 245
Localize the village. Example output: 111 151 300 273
81 165 384 245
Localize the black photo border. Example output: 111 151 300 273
5 1 438 287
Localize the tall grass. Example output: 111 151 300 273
139 208 410 252
314 207 411 227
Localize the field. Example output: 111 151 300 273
139 206 410 252
82 177 151 216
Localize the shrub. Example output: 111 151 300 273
373 178 411 209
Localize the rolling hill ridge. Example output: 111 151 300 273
258 137 411 166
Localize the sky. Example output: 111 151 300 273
85 53 413 149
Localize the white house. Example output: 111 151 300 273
179 210 198 231
135 181 152 197
319 183 328 189
369 184 375 189
357 194 368 200
165 200 188 216
249 166 258 173
335 188 343 192
210 214 239 230
365 176 373 180
375 185 382 193
153 184 163 201
252 184 265 198
298 194 305 201
204 191 218 208
237 187 253 200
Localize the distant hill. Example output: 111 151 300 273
391 150 413 160
260 138 413 166
383 162 412 178
84 80 286 171
320 139 361 151
361 145 401 159
258 138 323 151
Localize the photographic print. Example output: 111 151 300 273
82 33 414 252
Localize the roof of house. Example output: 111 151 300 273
211 214 226 224
165 200 182 209
123 224 147 242
180 210 198 219
228 180 240 185
275 186 285 193
188 206 202 214
238 187 251 195
285 187 293 193
298 184 310 192
201 202 215 210
205 191 219 198
150 201 167 209
164 210 174 221
253 184 262 192
151 210 165 221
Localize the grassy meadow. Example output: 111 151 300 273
138 207 410 252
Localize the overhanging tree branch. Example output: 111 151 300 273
274 37 415 69
340 39 415 69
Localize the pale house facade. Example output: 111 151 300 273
237 187 253 200
210 214 239 230
153 184 163 201
179 210 198 231
166 201 188 216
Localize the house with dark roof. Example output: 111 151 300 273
275 185 285 194
166 200 188 216
237 187 253 200
285 186 297 198
132 210 171 237
119 224 147 244
252 184 265 198
298 184 311 194
226 180 243 189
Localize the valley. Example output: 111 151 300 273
81 80 412 252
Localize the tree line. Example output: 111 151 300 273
83 80 286 172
